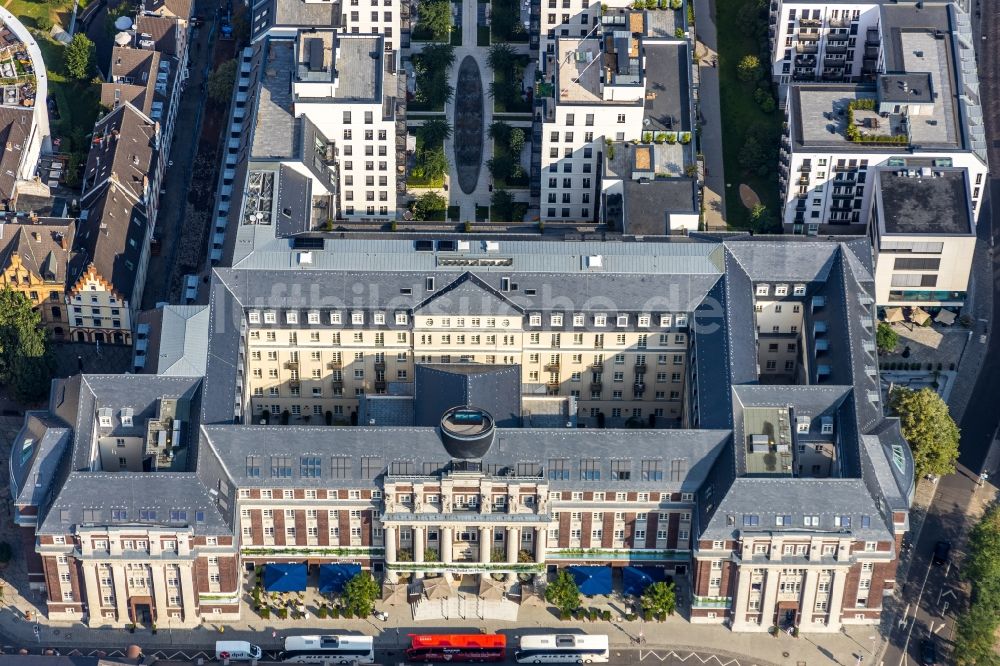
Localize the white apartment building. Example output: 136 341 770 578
768 1 882 86
251 0 399 50
868 166 975 306
538 9 691 223
779 3 987 236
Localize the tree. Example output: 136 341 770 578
416 119 452 149
876 322 899 354
749 203 767 230
413 191 447 220
954 603 1000 666
487 155 515 183
488 120 512 145
889 387 960 478
490 547 506 563
737 54 760 82
640 581 676 616
509 128 525 156
491 188 515 222
36 15 53 32
487 43 517 73
417 0 452 41
0 290 53 403
954 506 1000 665
64 34 94 80
208 59 238 103
412 145 449 183
544 570 580 614
342 572 380 618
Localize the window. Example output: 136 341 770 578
804 515 820 527
580 459 600 480
611 460 631 480
548 459 570 480
641 460 662 481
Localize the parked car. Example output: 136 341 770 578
919 637 938 666
932 540 951 565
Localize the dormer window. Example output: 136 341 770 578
351 311 364 325
616 314 628 327
755 284 769 296
529 314 541 326
263 311 276 324
286 311 298 324
120 408 133 427
98 408 113 428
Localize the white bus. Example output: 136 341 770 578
514 634 610 663
278 635 375 664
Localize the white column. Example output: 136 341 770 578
506 527 520 582
82 564 103 626
506 527 520 563
413 527 425 580
111 563 129 623
479 527 491 564
534 527 547 564
383 526 398 583
730 567 754 630
384 526 397 563
827 569 848 630
441 527 453 564
760 569 780 628
150 564 169 623
179 564 198 624
798 568 819 626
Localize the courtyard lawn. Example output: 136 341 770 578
715 0 782 230
36 35 100 165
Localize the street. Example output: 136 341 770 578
49 646 770 666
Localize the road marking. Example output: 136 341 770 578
899 557 935 666
638 650 743 665
933 624 943 634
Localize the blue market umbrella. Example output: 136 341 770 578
622 566 669 596
318 563 361 594
567 565 612 596
263 563 307 592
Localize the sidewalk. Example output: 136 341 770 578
0 592 885 666
693 0 727 230
946 240 993 425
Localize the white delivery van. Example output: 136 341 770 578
215 641 263 662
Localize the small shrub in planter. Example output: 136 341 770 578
560 609 572 620
278 607 289 620
643 610 654 621
657 611 667 621
259 606 271 620
602 610 612 621
317 606 328 619
331 606 341 618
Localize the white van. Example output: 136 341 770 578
215 641 263 662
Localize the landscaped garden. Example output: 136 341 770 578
409 118 451 188
35 34 100 187
411 0 453 42
410 43 455 112
487 120 529 189
487 43 530 113
490 0 528 42
716 0 782 231
490 188 528 222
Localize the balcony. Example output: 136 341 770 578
590 362 604 371
824 57 847 68
284 361 298 369
374 361 386 372
796 43 819 54
590 382 603 392
544 363 561 373
798 31 820 42
331 380 344 390
374 381 387 391
825 43 848 54
633 383 646 396
828 16 850 28
327 360 343 369
634 363 647 374
799 17 821 27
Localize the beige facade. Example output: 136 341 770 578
244 311 689 426
40 528 239 627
